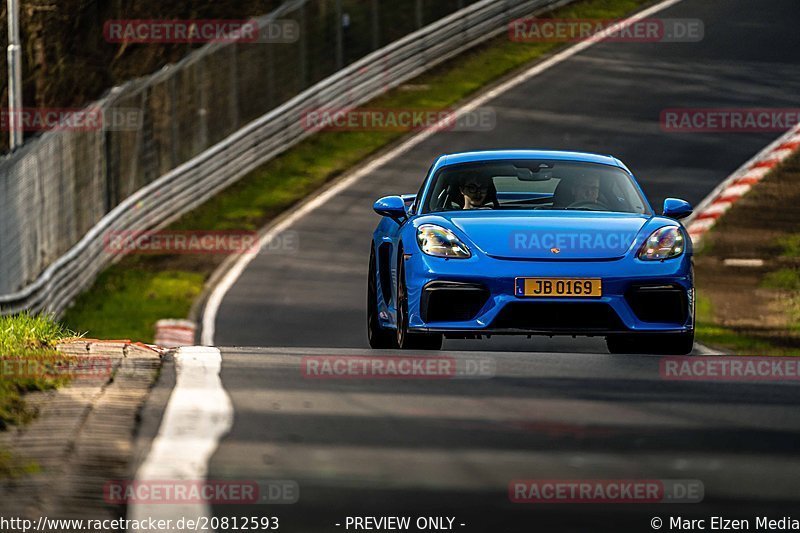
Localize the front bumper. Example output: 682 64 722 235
403 250 694 336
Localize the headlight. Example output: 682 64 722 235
638 226 685 261
416 224 471 258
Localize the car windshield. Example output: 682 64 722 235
423 159 650 214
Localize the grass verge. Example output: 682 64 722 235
1 313 77 478
63 0 653 341
695 295 792 356
0 313 78 428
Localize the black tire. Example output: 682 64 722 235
606 331 695 355
396 253 443 350
367 247 398 349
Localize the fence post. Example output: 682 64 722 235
298 3 309 88
371 0 380 50
197 60 209 153
1 0 536 314
335 0 344 69
229 43 240 132
267 40 277 109
104 112 116 213
169 75 179 168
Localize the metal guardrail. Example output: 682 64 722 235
0 0 570 316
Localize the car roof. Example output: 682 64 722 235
433 150 628 172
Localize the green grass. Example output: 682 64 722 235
0 313 78 428
63 0 653 342
762 268 800 291
775 234 800 258
0 313 77 354
0 450 40 479
696 268 800 354
696 292 800 356
760 269 800 332
695 294 787 355
65 269 204 342
1 314 77 477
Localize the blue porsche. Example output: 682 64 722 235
368 150 695 354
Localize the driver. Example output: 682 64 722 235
459 172 494 209
570 177 600 204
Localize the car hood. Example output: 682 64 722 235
441 212 650 260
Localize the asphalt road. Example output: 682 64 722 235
194 0 800 530
213 0 800 351
209 348 800 532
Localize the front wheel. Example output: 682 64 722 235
367 247 398 349
396 255 443 350
606 331 695 355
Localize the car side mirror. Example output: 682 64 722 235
373 195 407 222
662 198 693 220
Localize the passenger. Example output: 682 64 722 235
571 177 601 204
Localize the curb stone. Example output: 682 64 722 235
0 340 167 520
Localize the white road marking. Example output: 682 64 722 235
693 343 725 356
127 347 232 532
723 258 765 268
200 0 687 345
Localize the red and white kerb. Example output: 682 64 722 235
686 124 800 244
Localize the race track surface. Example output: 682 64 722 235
196 0 800 529
212 0 800 351
210 347 800 531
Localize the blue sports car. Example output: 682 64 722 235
368 150 695 354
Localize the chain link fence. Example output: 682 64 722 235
0 0 485 298
0 0 570 313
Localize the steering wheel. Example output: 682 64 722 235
566 200 609 210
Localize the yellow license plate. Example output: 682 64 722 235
516 278 602 297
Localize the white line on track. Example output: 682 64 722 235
200 0 687 346
127 347 232 532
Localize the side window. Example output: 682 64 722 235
607 176 635 213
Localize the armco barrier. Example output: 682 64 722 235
0 0 572 315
